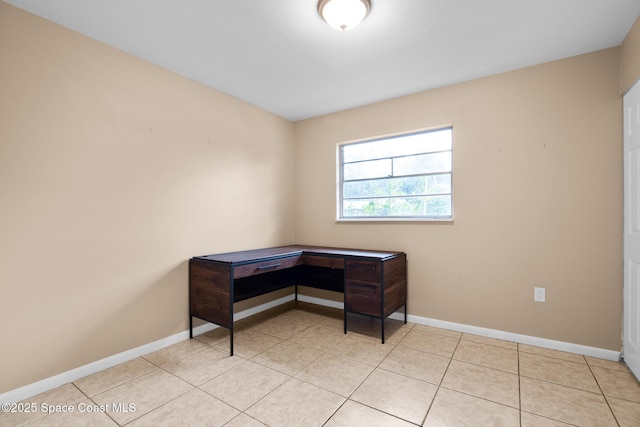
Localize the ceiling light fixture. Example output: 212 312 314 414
318 0 371 32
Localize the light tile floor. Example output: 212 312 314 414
3 301 640 426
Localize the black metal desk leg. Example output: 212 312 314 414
344 311 347 335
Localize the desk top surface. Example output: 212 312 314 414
193 245 404 264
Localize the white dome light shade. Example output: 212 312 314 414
318 0 371 31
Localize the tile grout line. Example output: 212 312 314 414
584 356 622 427
72 381 122 427
518 344 626 426
228 310 347 426
418 330 463 426
304 314 423 425
315 319 430 427
320 317 404 425
517 343 522 427
200 313 323 426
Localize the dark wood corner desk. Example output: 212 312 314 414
189 245 407 355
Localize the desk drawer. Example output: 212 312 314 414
302 255 344 269
234 255 302 279
346 259 381 282
345 279 381 317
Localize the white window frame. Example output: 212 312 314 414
337 127 453 222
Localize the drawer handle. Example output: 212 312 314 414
257 263 282 270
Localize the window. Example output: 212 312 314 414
338 127 453 220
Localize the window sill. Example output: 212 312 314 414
336 217 454 224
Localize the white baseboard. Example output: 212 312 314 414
298 294 620 361
296 294 343 310
0 294 294 404
387 313 621 362
0 329 189 405
298 295 621 362
1 293 620 403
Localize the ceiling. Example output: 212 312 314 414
5 0 640 121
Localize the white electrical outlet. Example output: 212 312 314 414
534 287 546 303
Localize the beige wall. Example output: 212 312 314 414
0 3 295 393
621 15 640 93
294 48 623 351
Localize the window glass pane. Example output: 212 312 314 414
342 195 451 217
393 152 452 176
343 174 450 199
343 128 452 162
425 174 451 194
425 195 452 216
396 129 452 155
343 158 391 180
